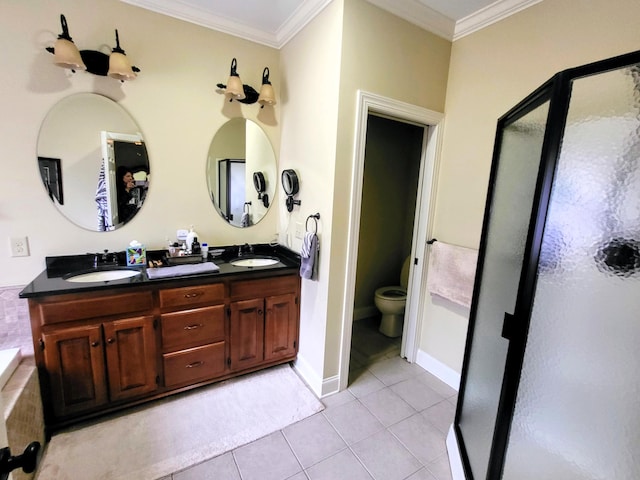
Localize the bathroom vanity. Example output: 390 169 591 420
20 245 300 432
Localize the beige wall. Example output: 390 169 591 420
280 0 451 393
0 0 280 287
278 0 344 392
421 0 640 373
326 0 451 384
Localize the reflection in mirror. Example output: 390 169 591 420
37 93 149 231
206 118 276 228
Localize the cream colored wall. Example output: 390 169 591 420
325 0 451 383
279 0 344 393
421 0 640 373
0 0 280 287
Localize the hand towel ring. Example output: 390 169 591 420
306 213 320 234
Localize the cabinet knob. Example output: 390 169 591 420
106 337 115 344
91 341 100 347
258 309 263 315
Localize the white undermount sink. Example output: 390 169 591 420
230 257 279 267
65 269 142 283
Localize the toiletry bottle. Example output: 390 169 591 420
186 226 199 253
191 237 201 255
201 242 209 260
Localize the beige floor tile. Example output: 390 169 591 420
359 387 416 427
283 413 347 468
389 413 448 465
351 429 422 480
306 448 373 480
233 431 302 480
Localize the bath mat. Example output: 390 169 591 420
35 364 323 480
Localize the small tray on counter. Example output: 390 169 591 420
165 254 204 266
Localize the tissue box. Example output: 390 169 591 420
126 245 146 266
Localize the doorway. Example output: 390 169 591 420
349 114 423 371
339 91 444 390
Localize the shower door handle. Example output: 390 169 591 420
501 312 516 340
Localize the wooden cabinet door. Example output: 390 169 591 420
103 316 158 402
264 293 298 362
42 325 108 418
229 298 264 371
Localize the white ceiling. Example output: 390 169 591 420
121 0 541 48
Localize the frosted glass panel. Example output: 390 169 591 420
503 65 640 480
458 100 549 479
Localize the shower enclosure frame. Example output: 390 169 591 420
451 48 640 480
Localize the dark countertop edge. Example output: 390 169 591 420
19 243 301 299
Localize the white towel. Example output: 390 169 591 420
146 262 219 279
427 241 478 308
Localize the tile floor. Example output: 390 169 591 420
161 317 458 480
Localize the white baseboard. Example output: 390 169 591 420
293 355 340 398
415 349 461 391
446 426 466 480
353 305 378 321
321 375 340 398
292 354 323 397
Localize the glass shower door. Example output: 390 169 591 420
456 98 550 480
501 63 640 480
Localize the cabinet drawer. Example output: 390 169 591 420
161 305 225 352
230 275 298 300
163 342 226 387
159 283 225 309
37 291 154 325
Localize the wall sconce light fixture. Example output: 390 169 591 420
217 58 276 107
46 14 140 81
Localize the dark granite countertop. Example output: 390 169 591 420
19 243 300 298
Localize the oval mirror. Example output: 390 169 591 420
206 118 276 227
37 93 150 231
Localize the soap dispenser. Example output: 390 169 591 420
186 226 199 253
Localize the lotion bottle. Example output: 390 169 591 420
186 226 198 253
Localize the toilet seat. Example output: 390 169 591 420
375 286 407 300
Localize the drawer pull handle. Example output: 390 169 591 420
184 324 204 330
186 361 204 368
184 292 202 299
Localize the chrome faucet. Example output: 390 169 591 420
238 243 254 256
93 249 118 267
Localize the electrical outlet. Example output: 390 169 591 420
10 236 30 257
295 222 304 239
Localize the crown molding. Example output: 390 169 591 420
121 0 541 47
453 0 543 41
365 0 455 40
277 0 334 48
121 0 332 49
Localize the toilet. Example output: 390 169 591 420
374 257 411 338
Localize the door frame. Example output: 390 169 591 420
339 90 444 390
